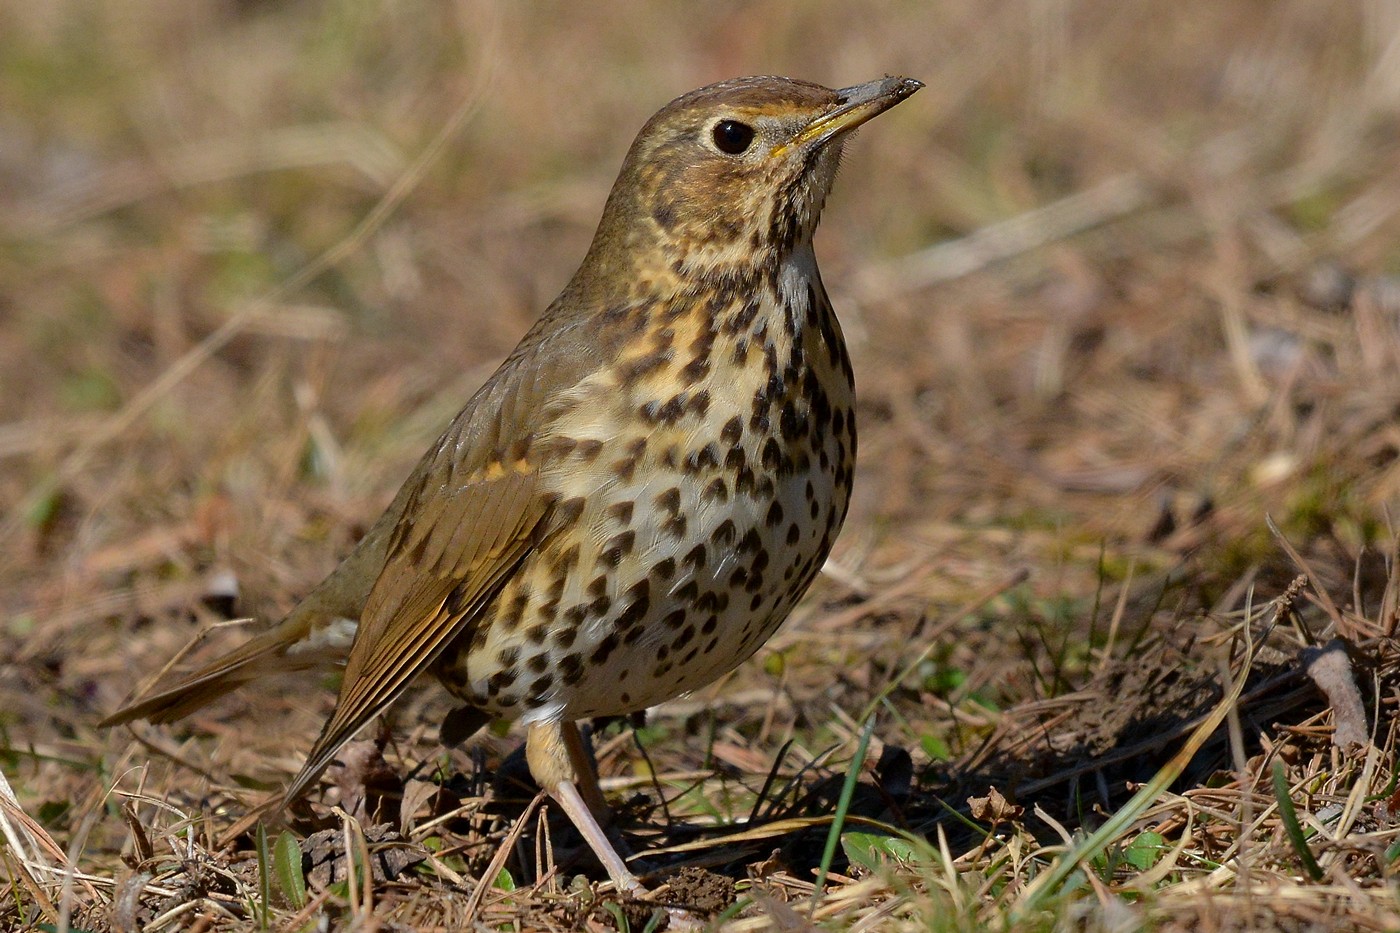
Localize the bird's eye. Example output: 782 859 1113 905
712 119 755 154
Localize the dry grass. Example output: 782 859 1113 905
5 1 1400 930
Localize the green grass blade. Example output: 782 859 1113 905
255 821 271 929
811 715 876 911
1272 760 1324 881
274 830 308 909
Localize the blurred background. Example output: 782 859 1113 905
4 1 1400 925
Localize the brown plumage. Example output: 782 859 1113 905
103 74 921 894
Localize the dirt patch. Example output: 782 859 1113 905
662 866 736 916
946 611 1310 825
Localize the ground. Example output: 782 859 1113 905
4 2 1400 931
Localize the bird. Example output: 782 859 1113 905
103 73 922 895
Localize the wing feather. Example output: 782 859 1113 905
282 467 543 803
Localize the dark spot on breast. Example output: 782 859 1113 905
721 416 743 445
726 446 746 470
662 513 688 539
619 349 673 386
644 395 685 424
761 437 782 471
546 436 580 460
780 402 802 441
766 501 784 528
681 356 710 383
690 325 717 355
560 654 584 685
682 543 707 574
702 477 728 504
674 580 699 602
613 454 641 482
814 387 833 426
661 609 687 629
687 389 711 417
527 655 548 674
712 519 736 546
616 589 651 630
651 557 676 581
786 522 801 546
606 500 635 525
655 488 682 514
500 589 529 628
599 530 636 567
684 443 720 473
590 633 620 665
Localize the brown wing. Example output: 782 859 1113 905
278 300 613 804
282 461 544 802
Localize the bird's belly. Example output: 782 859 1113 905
437 401 850 722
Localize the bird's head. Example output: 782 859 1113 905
576 74 922 292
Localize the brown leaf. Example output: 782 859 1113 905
969 786 1024 823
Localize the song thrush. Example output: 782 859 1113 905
104 74 921 894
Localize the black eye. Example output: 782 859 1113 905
712 119 755 154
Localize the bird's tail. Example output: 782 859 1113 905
100 476 410 728
98 604 350 727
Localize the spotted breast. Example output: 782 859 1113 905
435 240 854 722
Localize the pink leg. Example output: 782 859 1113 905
526 721 640 893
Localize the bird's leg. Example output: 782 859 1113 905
560 720 612 822
526 720 641 894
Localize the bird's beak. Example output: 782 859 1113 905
784 75 923 153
